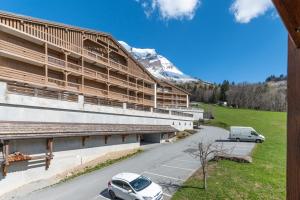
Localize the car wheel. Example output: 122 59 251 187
109 190 117 200
255 139 261 143
236 138 240 142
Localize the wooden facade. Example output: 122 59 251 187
272 1 300 199
0 11 156 108
156 80 189 108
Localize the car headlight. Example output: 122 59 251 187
143 197 153 200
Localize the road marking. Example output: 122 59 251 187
174 159 199 164
143 171 185 181
163 192 172 197
161 165 195 171
90 195 109 200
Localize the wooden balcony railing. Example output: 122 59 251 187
48 56 65 68
47 77 65 89
0 40 45 64
143 87 154 94
67 62 82 73
109 91 128 102
110 76 128 87
0 66 45 85
83 86 108 97
84 68 108 82
143 99 154 106
0 23 155 86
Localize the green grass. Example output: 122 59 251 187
172 104 286 200
59 149 143 183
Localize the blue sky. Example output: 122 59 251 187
0 0 287 83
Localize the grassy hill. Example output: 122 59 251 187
172 104 286 199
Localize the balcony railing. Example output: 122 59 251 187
0 40 45 64
84 86 108 97
0 23 155 85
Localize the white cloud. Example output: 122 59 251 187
230 0 273 23
136 0 201 20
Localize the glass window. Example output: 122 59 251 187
122 182 132 191
130 176 152 192
251 131 258 136
112 180 123 188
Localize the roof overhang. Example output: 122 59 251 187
0 122 178 140
273 0 300 48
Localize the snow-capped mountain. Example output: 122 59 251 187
119 41 197 83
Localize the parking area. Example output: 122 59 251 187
8 126 256 200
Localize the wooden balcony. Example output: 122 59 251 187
110 76 128 87
0 66 45 85
84 68 108 82
143 99 154 107
83 85 108 97
0 23 155 87
0 39 45 64
143 87 154 95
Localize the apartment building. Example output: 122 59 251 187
0 12 156 110
156 80 189 108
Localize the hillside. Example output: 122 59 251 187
173 105 286 199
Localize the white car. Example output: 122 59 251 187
108 172 163 200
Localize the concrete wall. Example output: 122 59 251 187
167 107 204 121
0 135 139 196
0 82 193 131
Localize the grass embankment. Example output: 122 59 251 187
173 105 286 200
60 149 143 183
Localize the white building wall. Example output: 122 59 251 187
0 82 193 131
0 135 139 196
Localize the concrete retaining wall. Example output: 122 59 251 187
0 82 193 131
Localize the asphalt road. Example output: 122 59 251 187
9 126 256 200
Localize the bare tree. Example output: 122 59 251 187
194 141 226 190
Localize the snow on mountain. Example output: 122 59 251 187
119 41 197 83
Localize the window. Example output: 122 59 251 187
130 176 152 192
112 180 123 188
251 131 258 136
122 182 132 191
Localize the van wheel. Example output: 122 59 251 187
236 138 240 142
255 139 262 143
109 190 116 200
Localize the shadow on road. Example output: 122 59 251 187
158 180 204 194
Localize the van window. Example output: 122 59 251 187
251 131 258 136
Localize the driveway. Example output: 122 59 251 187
5 126 256 200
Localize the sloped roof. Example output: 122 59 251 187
0 122 178 140
157 79 191 95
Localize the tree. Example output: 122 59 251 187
194 141 225 190
220 80 230 102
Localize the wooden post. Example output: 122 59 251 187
287 36 300 200
2 140 9 177
45 42 48 84
45 138 53 170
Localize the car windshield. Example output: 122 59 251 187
130 176 152 192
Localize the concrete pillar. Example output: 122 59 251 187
123 102 127 109
186 95 189 108
0 82 7 100
78 95 84 108
150 107 153 113
154 83 157 108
